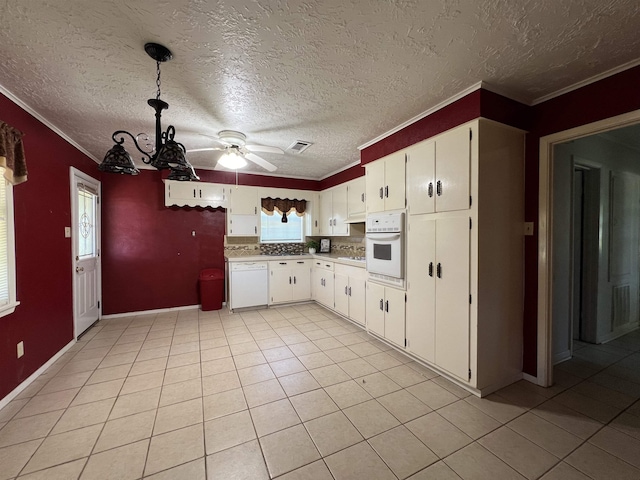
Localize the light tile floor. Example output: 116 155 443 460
1 304 639 479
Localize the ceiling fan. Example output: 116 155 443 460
188 130 282 172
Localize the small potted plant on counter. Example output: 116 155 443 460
306 239 319 254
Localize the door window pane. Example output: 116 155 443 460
78 189 97 258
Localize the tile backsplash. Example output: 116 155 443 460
224 234 365 257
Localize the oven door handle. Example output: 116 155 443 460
366 233 401 241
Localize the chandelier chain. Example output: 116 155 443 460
156 61 161 100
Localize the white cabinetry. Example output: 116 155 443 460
227 186 259 236
406 124 471 215
366 283 405 348
334 264 366 326
365 151 406 213
312 260 334 308
319 185 349 236
269 260 312 304
165 180 227 208
347 177 366 220
405 119 525 395
305 192 321 237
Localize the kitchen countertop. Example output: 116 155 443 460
225 253 366 268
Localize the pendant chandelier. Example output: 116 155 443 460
99 43 199 181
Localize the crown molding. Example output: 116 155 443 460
0 83 100 163
319 160 362 181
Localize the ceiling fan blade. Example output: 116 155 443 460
245 144 284 155
245 153 278 172
186 147 224 153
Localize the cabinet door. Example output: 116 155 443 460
334 272 349 317
332 185 349 235
366 161 385 214
311 267 322 301
435 124 471 213
167 181 197 202
348 277 366 326
384 287 406 347
434 215 470 381
406 140 435 215
383 152 406 211
199 183 226 206
319 191 333 236
347 177 366 218
291 263 311 301
366 282 385 336
305 192 321 236
322 273 335 308
270 267 293 304
406 216 436 362
228 214 258 236
230 186 258 215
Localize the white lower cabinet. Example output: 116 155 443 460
269 260 311 304
366 282 405 348
334 264 366 326
312 260 334 308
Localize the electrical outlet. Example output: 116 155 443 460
17 341 24 358
64 227 71 238
524 222 534 236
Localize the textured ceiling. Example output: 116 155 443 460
1 0 640 179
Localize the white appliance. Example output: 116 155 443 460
229 262 268 310
366 212 405 288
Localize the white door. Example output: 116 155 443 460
406 215 436 362
71 168 101 338
434 215 470 381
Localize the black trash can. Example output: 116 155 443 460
199 268 224 311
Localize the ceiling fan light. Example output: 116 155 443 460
218 151 247 169
99 144 140 175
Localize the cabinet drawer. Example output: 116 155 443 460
270 259 312 270
313 260 334 271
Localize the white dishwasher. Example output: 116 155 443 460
229 262 268 310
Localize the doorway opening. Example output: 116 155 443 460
538 110 640 387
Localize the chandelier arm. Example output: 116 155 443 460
111 130 154 164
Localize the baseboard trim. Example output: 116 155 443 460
0 339 76 410
101 304 202 319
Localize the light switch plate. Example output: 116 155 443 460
524 222 534 236
17 341 24 358
64 227 71 238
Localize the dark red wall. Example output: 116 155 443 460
319 164 365 191
0 93 100 399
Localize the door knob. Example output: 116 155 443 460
76 266 84 273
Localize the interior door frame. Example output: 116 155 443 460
537 109 640 387
70 167 102 338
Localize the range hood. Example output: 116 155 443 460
344 214 366 224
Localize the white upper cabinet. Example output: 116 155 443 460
365 151 406 213
347 177 366 220
228 186 259 215
165 180 227 208
320 185 349 236
407 124 471 215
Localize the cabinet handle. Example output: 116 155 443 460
385 300 389 313
297 261 304 264
385 185 389 198
193 188 196 198
361 193 365 203
345 286 348 295
279 262 287 265
329 219 332 228
315 220 318 227
254 206 257 214
428 182 433 198
294 276 296 284
289 276 292 284
436 262 442 278
428 262 434 277
379 187 383 199
348 286 352 296
436 180 442 196
254 226 257 234
379 299 384 311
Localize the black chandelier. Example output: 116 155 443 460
99 43 199 181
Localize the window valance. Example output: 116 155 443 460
0 121 28 185
261 197 307 222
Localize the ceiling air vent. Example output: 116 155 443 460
287 140 313 154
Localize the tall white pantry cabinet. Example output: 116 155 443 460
405 119 525 396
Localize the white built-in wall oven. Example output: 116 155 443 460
366 212 405 288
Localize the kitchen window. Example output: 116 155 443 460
260 210 304 243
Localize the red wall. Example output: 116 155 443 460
319 164 365 191
0 93 100 399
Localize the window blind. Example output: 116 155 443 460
0 174 9 305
